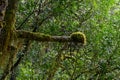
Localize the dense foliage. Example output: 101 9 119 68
11 0 120 80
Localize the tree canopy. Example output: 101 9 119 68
0 0 120 80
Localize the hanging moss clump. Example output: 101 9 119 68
70 32 86 45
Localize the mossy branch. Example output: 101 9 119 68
16 30 86 44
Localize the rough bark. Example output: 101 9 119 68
0 0 18 80
0 0 8 51
0 0 8 28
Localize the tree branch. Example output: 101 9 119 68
16 30 86 44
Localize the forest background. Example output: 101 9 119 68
0 0 120 80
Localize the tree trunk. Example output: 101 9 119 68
0 0 18 80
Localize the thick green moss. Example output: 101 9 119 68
33 32 51 41
17 30 52 41
70 32 86 45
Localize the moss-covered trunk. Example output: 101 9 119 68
0 0 18 79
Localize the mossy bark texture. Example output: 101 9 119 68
0 0 18 80
16 30 86 43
